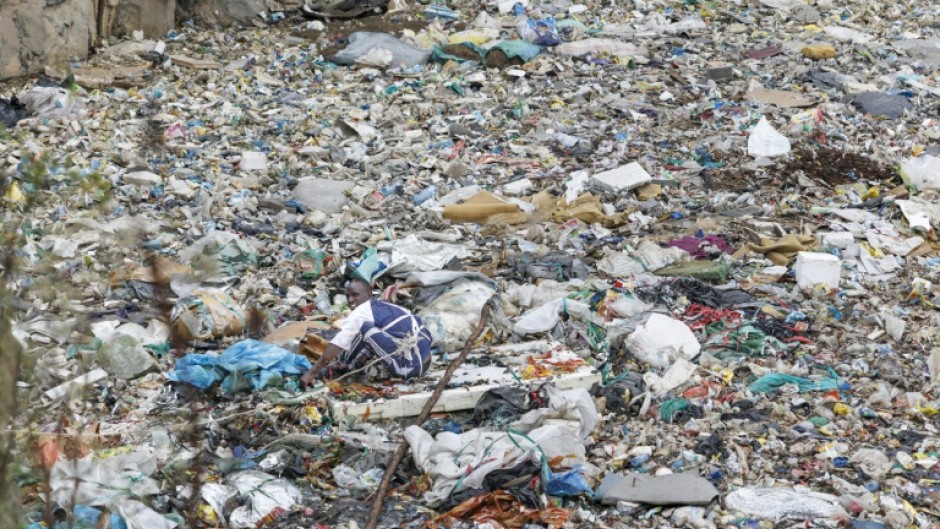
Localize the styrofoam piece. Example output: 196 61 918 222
328 366 600 421
590 162 652 192
123 170 162 186
503 178 534 196
43 369 109 401
565 170 590 204
626 314 701 369
644 357 698 394
928 348 940 385
794 251 841 290
816 231 855 248
239 151 268 171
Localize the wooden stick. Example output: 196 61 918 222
364 300 494 529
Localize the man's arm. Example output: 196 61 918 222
301 343 344 386
300 301 373 386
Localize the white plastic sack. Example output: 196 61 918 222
608 295 652 318
384 234 470 273
418 280 495 351
49 450 160 507
866 232 924 256
565 170 590 204
332 32 431 68
91 320 170 345
504 279 581 309
513 297 593 335
112 500 178 529
725 487 848 521
824 26 874 44
597 251 646 277
355 47 394 67
511 385 597 441
332 464 384 490
49 450 175 529
18 86 84 120
405 387 595 506
227 471 303 529
747 117 791 158
632 241 691 271
928 348 940 385
626 313 701 368
554 38 649 58
900 154 940 191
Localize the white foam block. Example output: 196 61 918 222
794 251 841 290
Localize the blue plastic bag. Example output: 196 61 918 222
218 340 312 392
517 18 560 46
546 466 593 497
167 353 223 389
168 340 311 393
349 247 386 284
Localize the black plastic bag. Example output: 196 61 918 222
0 97 27 128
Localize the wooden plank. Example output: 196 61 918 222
328 367 599 421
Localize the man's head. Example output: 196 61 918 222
346 278 373 309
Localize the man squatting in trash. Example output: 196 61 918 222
300 278 433 385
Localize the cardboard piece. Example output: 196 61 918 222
747 86 815 108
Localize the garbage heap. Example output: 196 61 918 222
3 0 940 528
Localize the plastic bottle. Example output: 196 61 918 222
413 185 437 206
315 289 334 316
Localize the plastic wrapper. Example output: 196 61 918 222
170 291 246 341
418 280 495 351
331 32 431 68
747 117 791 158
220 471 302 529
546 466 593 497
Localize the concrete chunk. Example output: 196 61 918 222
597 472 719 506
